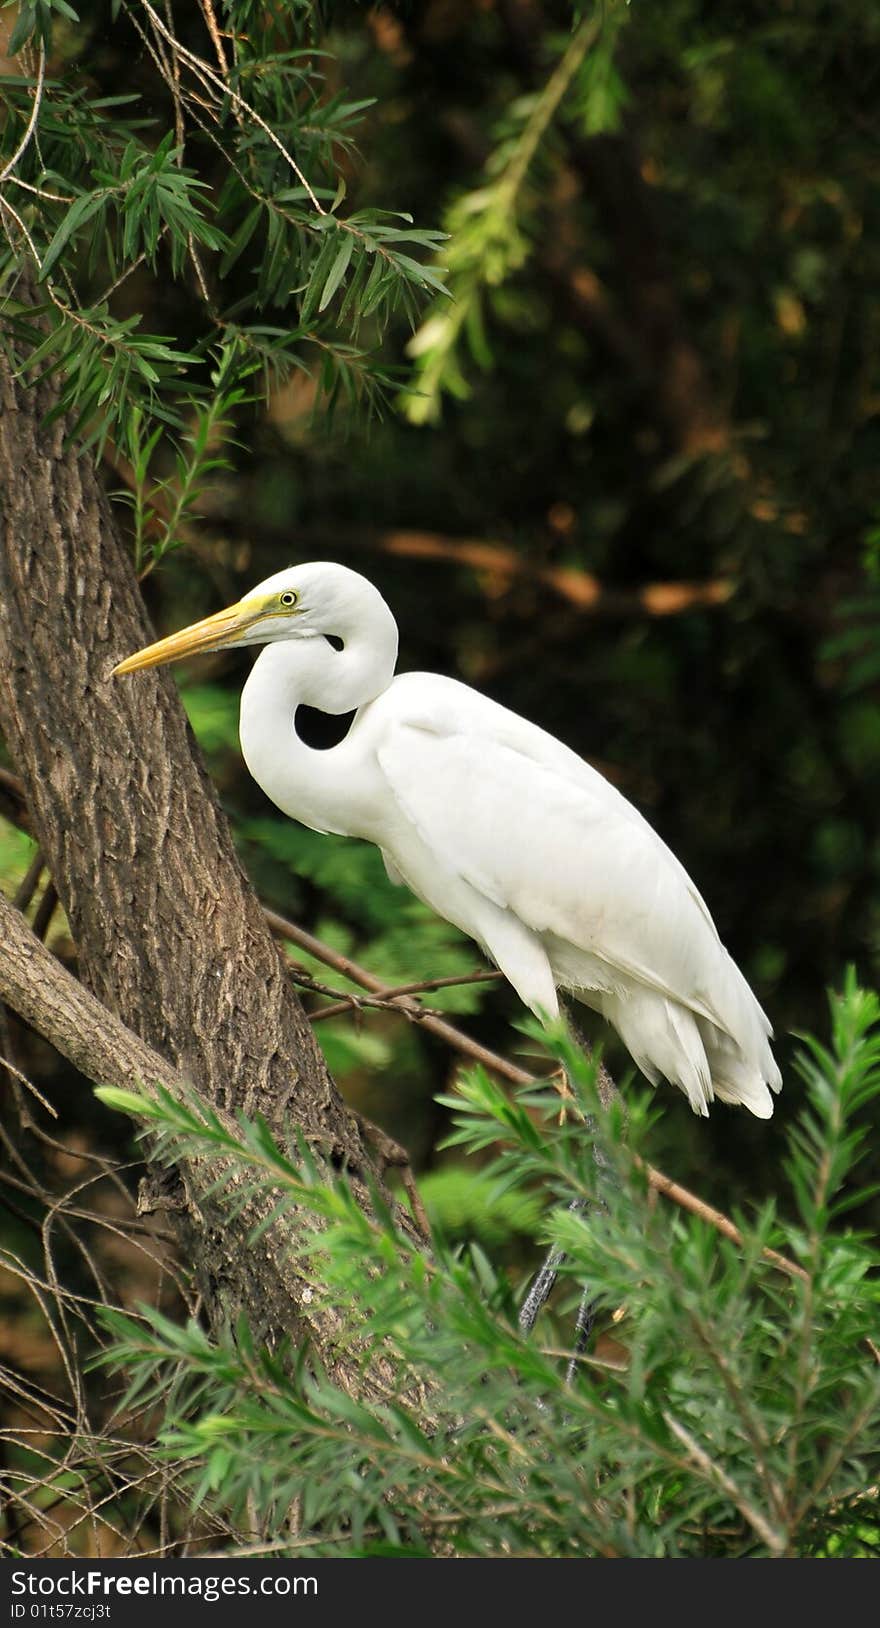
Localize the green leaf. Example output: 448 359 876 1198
318 233 354 312
40 191 108 279
94 1086 161 1118
219 203 263 277
8 2 38 55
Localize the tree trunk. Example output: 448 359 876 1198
0 319 383 1349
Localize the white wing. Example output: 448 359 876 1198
374 673 780 1117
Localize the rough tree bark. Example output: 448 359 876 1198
0 322 390 1354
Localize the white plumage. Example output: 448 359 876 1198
115 561 782 1118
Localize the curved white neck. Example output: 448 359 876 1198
238 597 398 837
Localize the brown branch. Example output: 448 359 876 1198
264 907 539 1086
639 1162 807 1285
31 878 58 942
0 890 418 1380
197 0 229 77
240 521 734 619
308 966 503 1022
12 847 43 913
374 531 734 616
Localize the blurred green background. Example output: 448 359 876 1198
3 0 880 1239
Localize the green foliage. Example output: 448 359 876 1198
418 1165 544 1248
0 0 443 553
0 814 36 898
5 0 79 58
96 977 880 1558
315 1019 392 1082
118 342 254 573
823 593 880 698
406 7 629 423
178 680 241 757
2 294 199 452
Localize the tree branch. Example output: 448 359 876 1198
0 889 417 1379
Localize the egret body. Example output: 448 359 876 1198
114 562 782 1119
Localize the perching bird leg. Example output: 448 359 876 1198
566 1283 598 1385
518 1195 588 1337
519 1011 622 1378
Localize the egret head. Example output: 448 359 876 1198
112 562 386 676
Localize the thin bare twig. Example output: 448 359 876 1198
265 906 539 1084
0 42 45 186
198 0 229 77
307 965 503 1021
138 0 327 214
3 174 72 203
0 191 44 272
0 1052 59 1119
663 1410 786 1555
639 1160 808 1283
97 246 152 308
163 0 186 152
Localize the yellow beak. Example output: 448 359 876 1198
112 599 261 676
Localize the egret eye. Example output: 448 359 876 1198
280 590 298 608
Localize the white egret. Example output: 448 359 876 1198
114 562 781 1118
